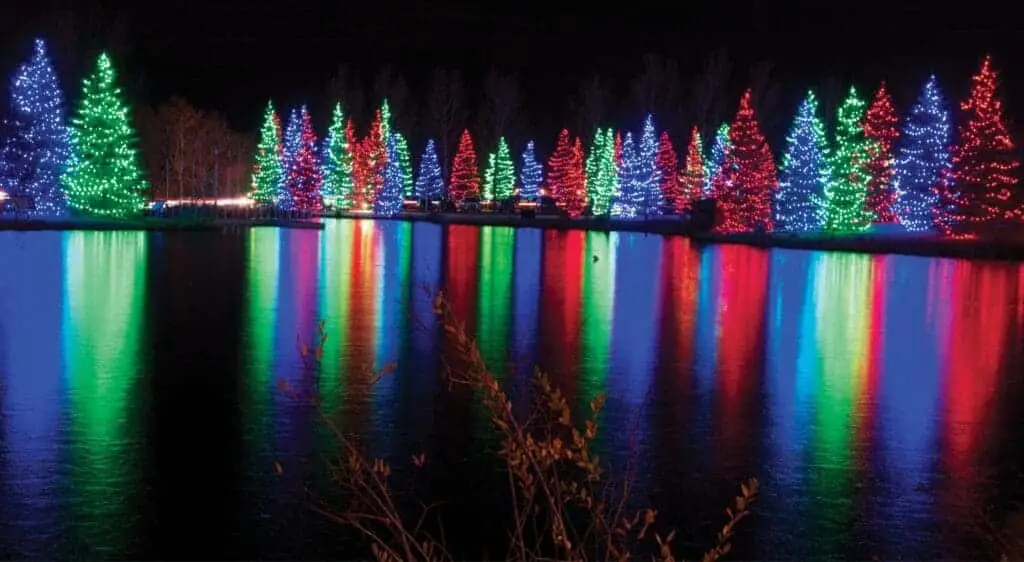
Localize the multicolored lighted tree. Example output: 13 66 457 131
950 55 1021 234
894 75 951 232
415 139 444 201
62 53 147 217
520 140 543 201
284 108 323 211
655 131 682 213
824 86 874 232
713 91 776 232
448 129 480 204
375 133 403 216
863 83 900 223
1 38 70 216
775 91 829 232
706 123 731 196
250 101 284 206
321 102 355 209
678 126 705 211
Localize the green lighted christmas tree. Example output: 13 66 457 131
394 132 413 197
825 86 875 232
483 151 497 201
62 53 147 217
251 101 284 206
492 137 515 201
321 102 354 209
585 128 617 216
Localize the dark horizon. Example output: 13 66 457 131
2 0 1023 147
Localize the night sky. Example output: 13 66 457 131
1 0 1022 142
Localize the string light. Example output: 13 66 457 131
654 130 681 213
713 90 776 233
775 91 829 232
863 82 900 223
285 106 323 211
448 129 480 204
375 132 403 216
894 75 951 232
519 140 542 201
321 102 355 210
62 52 147 217
678 126 705 212
415 138 444 201
824 86 874 232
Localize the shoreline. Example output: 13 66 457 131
4 212 1023 262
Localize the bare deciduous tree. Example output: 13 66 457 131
428 67 466 179
571 74 608 141
748 60 781 136
373 65 415 134
630 53 682 134
690 48 732 139
479 68 521 147
821 74 843 131
326 63 366 129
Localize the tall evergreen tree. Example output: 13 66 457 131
519 140 543 201
863 83 900 223
62 53 147 217
394 132 414 198
705 122 731 197
775 91 829 232
585 128 617 216
491 137 515 201
655 131 682 213
285 108 323 211
950 55 1021 234
375 133 403 216
1 38 70 216
894 75 952 232
321 102 354 209
713 91 777 232
678 126 705 211
825 86 874 232
251 101 284 206
448 129 480 204
414 139 444 201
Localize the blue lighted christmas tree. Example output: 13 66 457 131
520 140 542 200
0 39 70 216
705 122 731 196
415 138 444 201
612 114 662 218
775 91 829 232
375 133 404 216
893 75 952 232
277 107 303 209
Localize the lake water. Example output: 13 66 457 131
1 219 1023 560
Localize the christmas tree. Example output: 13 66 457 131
394 132 414 198
678 126 706 212
492 137 515 202
713 91 777 232
613 115 662 218
346 118 368 209
250 101 284 206
706 122 731 197
546 128 575 205
1 38 70 216
321 102 355 209
775 91 829 232
284 107 323 211
483 152 497 201
363 108 387 204
655 131 682 213
863 82 900 223
950 55 1021 233
277 108 302 209
563 137 588 216
62 53 147 217
612 132 638 217
375 133 403 216
448 129 480 204
894 75 951 232
824 86 874 232
414 138 444 201
519 140 543 201
585 128 618 216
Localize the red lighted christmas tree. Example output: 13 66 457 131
713 90 777 233
678 126 706 212
545 129 575 207
655 131 682 213
951 55 1021 232
555 136 588 217
448 129 480 204
614 131 623 168
286 109 323 211
346 119 369 209
863 82 900 223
